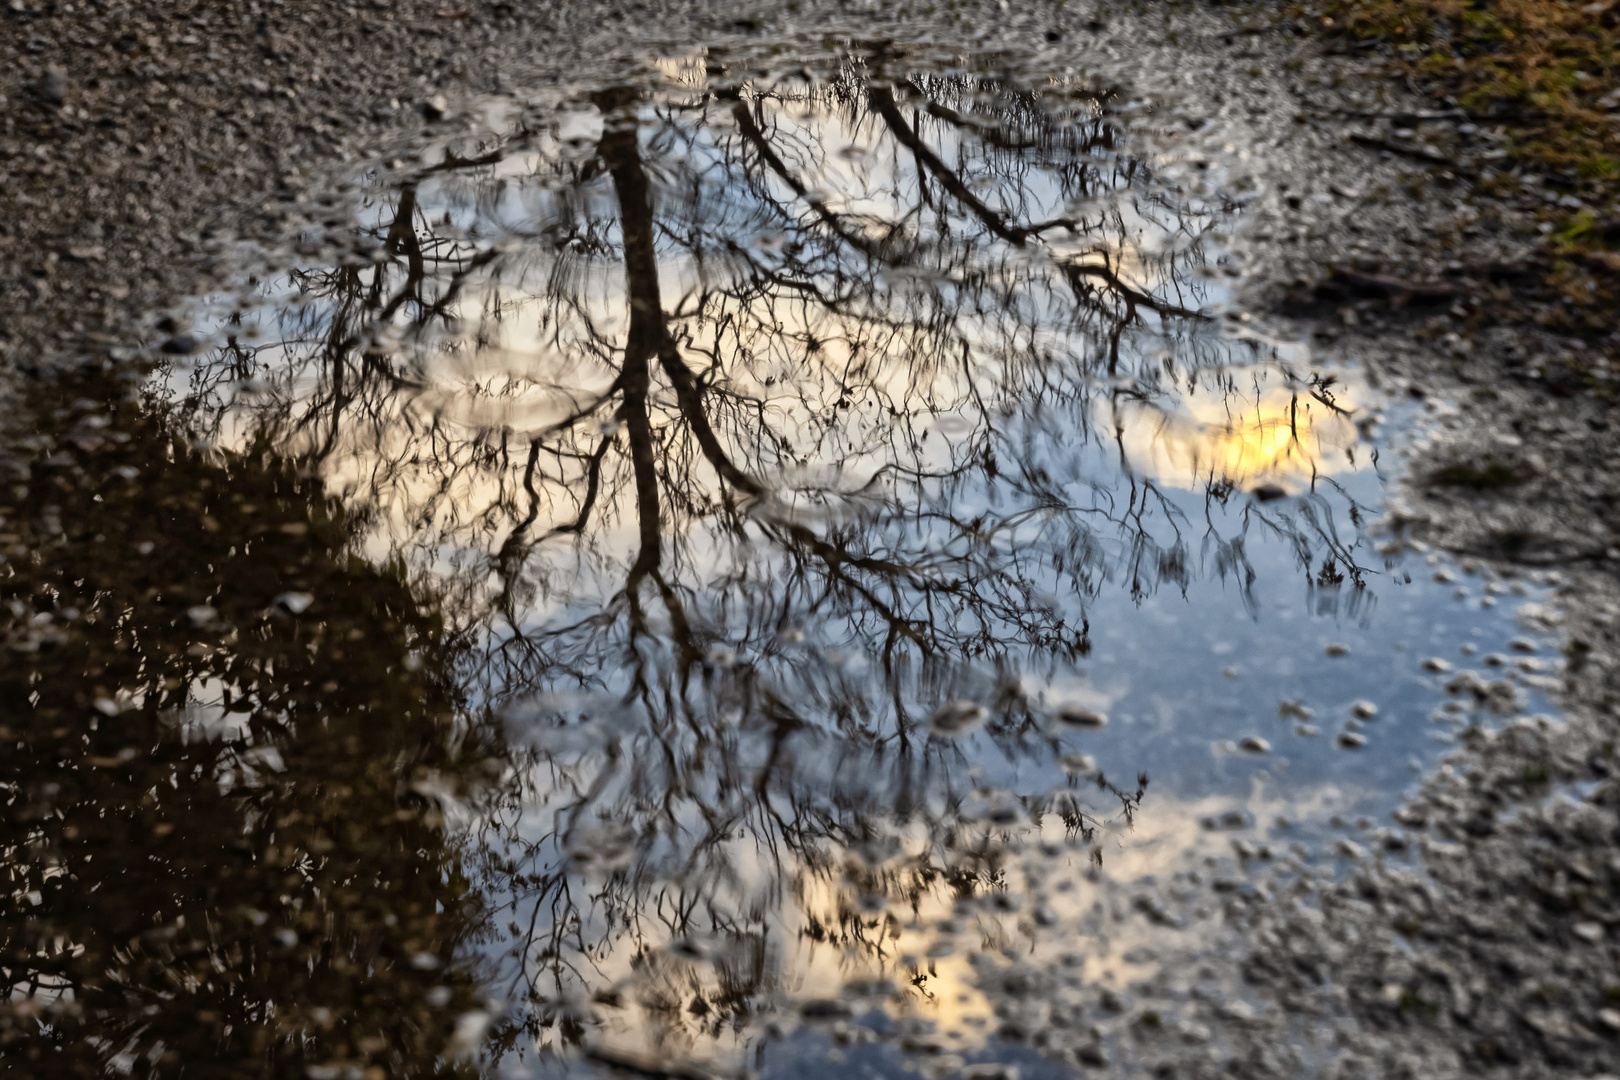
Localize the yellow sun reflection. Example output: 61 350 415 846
1112 367 1366 493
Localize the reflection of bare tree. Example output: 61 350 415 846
173 60 1367 1064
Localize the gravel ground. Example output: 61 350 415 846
1 0 737 369
4 1 1618 1076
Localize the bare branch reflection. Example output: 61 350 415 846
168 59 1373 1067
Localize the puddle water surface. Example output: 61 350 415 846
4 56 1563 1078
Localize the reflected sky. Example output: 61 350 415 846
5 54 1562 1079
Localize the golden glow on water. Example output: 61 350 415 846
1113 370 1365 492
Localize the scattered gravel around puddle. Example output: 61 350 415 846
4 1 1618 1077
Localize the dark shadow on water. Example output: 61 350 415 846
0 366 496 1075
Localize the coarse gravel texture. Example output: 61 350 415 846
3 1 1618 1077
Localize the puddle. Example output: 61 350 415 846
3 54 1563 1078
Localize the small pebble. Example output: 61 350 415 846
930 700 987 736
1337 732 1367 749
1422 657 1452 673
1572 921 1605 943
1060 752 1098 775
1055 705 1108 729
1238 736 1270 754
41 66 67 107
1324 642 1349 657
1351 700 1378 719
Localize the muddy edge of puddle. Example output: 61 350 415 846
4 1 1618 1074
